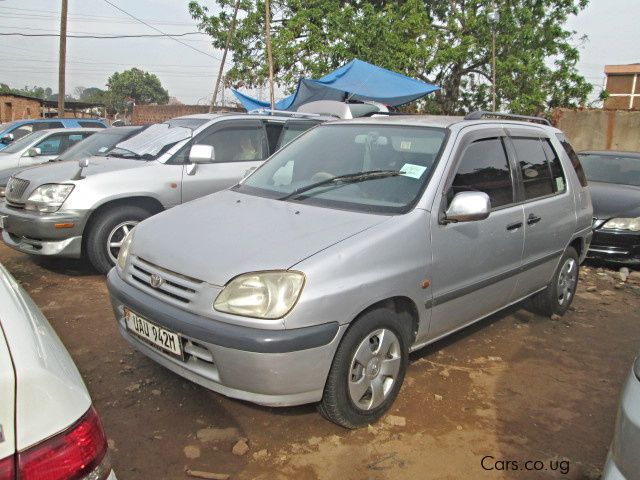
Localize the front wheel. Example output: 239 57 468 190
529 246 579 316
85 206 151 274
318 308 411 429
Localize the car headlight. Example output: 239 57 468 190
117 228 135 271
634 356 640 382
25 184 75 212
0 185 5 198
603 217 640 232
214 271 305 319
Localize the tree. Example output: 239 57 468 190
79 87 106 103
189 0 591 115
104 68 169 113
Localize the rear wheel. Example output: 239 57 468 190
530 246 579 316
85 206 151 274
318 308 411 429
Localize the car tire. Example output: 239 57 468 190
318 308 412 429
85 206 151 274
529 246 579 317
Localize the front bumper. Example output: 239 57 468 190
587 229 640 264
603 364 640 480
0 201 87 258
107 269 345 407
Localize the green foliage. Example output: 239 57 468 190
0 84 51 100
104 68 169 113
189 0 592 115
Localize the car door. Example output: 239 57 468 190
0 319 16 471
428 127 525 339
180 119 269 203
506 131 576 298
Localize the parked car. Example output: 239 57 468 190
0 113 326 273
578 150 640 264
106 112 593 428
0 127 98 182
0 126 144 195
603 355 640 480
0 118 107 150
0 262 116 479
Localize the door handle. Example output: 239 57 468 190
506 221 523 231
527 214 542 225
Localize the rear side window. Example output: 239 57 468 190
555 133 588 187
450 137 514 209
33 121 63 131
512 137 555 200
78 121 106 128
541 139 566 193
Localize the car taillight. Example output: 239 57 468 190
18 406 109 480
0 455 15 480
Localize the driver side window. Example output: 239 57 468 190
449 137 515 209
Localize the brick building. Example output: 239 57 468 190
604 63 640 110
132 104 244 125
0 93 42 123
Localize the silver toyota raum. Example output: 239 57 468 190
107 112 593 428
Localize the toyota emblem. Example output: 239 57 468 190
149 273 164 289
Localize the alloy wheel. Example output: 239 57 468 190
106 221 138 265
557 257 577 306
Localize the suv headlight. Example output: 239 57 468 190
25 184 75 213
117 228 135 271
634 356 640 382
214 271 305 319
0 185 5 198
603 217 640 232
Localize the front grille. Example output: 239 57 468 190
5 177 30 203
129 256 203 304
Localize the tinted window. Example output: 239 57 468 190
265 122 284 154
555 133 588 187
35 131 94 156
277 122 319 149
541 139 566 193
0 130 48 154
579 153 640 187
78 121 106 128
196 125 266 163
33 121 63 131
11 123 34 140
513 137 554 200
450 137 514 209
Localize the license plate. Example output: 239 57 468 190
124 308 183 358
0 215 6 230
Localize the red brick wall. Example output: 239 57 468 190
0 95 42 123
132 104 245 125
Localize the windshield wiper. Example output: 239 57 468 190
278 170 401 201
109 149 142 159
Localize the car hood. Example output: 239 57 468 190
10 155 149 185
132 190 391 286
590 181 640 219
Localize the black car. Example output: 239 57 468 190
579 150 640 264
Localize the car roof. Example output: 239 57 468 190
174 112 336 122
33 127 102 134
579 150 640 158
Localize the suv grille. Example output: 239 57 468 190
129 256 203 304
5 177 30 204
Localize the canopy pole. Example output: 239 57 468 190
265 0 275 109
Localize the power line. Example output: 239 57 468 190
102 0 218 60
0 31 204 39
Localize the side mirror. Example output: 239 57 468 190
188 144 215 164
26 147 42 157
78 158 90 168
443 191 491 224
1 133 14 145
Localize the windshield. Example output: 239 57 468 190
57 127 142 162
238 124 447 213
579 153 640 187
0 130 48 154
111 123 194 160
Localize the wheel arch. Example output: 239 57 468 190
81 196 165 255
352 296 420 346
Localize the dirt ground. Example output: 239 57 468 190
2 242 639 480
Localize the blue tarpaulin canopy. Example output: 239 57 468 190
232 59 439 111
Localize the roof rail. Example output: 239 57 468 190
464 111 551 126
248 108 324 118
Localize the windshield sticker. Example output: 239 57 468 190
400 140 412 151
400 163 427 179
98 147 109 153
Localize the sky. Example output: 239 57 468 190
0 0 637 105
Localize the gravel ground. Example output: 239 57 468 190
2 242 639 480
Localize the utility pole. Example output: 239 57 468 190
265 0 275 109
210 0 240 113
488 3 499 112
58 0 68 118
